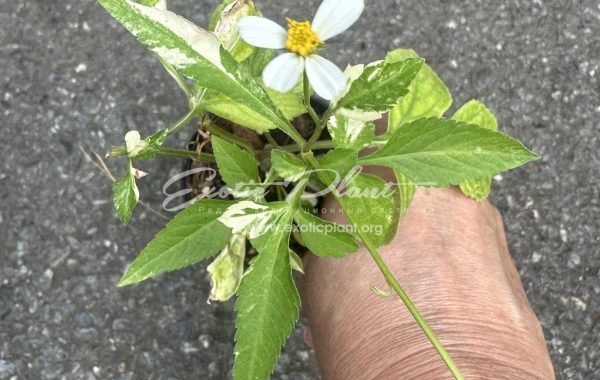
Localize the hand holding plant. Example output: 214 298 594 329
303 186 555 379
98 0 540 379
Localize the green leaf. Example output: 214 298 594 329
317 148 358 186
459 177 493 201
305 155 399 247
289 249 304 274
217 47 304 142
394 171 416 220
133 0 163 7
112 160 139 224
360 117 539 187
328 114 375 151
294 209 358 257
271 150 306 181
337 173 398 247
233 212 300 380
218 201 288 239
211 0 259 62
453 100 499 131
118 199 233 286
209 0 237 31
98 0 302 143
212 136 259 192
387 49 452 133
202 85 306 133
207 234 246 302
248 48 274 77
453 100 499 201
124 129 169 160
336 58 424 113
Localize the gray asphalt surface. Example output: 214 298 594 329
1 0 599 379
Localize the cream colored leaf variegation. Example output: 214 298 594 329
213 0 259 61
207 234 246 303
127 0 225 71
218 201 287 239
333 62 384 121
125 130 148 158
155 0 167 10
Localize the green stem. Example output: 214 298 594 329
361 241 464 380
107 146 214 162
106 146 127 158
302 152 464 380
205 120 257 157
303 73 321 126
158 148 214 162
166 100 203 137
259 139 336 162
265 132 280 149
257 168 278 203
301 73 335 152
107 106 201 159
302 88 337 153
262 169 277 187
287 177 309 206
304 119 326 152
278 140 335 153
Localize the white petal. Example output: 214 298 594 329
263 53 304 93
305 55 347 100
312 0 364 41
237 16 287 49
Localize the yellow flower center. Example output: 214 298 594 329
285 18 322 57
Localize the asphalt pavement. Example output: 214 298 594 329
1 0 599 379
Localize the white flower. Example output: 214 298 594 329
237 0 364 100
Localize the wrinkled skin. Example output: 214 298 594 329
302 185 555 380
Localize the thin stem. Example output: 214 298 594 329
275 185 286 201
107 106 201 159
166 102 203 137
303 73 321 126
302 152 464 380
302 72 335 153
158 148 214 162
204 121 257 157
287 177 309 206
278 140 335 153
258 139 336 162
362 242 465 380
257 168 278 203
262 169 277 187
265 132 280 149
107 146 214 162
107 146 128 158
192 88 208 113
304 107 336 153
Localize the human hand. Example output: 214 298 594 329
302 186 555 379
